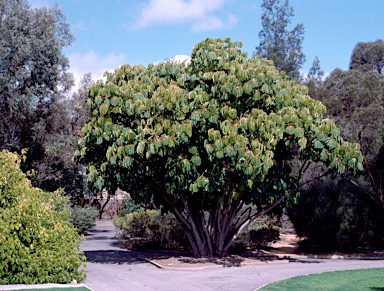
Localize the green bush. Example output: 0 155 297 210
114 209 189 250
229 215 280 254
69 205 99 235
118 195 141 217
0 150 85 284
288 177 384 252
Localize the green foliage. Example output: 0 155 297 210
350 39 384 75
0 0 74 151
229 215 280 254
290 41 384 252
255 0 306 81
0 0 89 201
0 150 85 284
319 68 384 163
76 37 363 257
317 56 384 210
114 209 189 250
27 74 92 202
119 195 141 217
69 205 99 235
288 176 384 251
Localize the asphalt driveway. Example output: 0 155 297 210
81 220 384 291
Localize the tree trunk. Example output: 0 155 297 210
98 193 111 219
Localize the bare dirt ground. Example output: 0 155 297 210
149 234 301 269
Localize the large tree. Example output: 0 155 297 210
288 43 384 249
302 56 324 102
254 0 305 81
0 0 74 150
32 74 93 200
0 0 89 197
317 67 384 209
349 39 384 75
76 38 362 257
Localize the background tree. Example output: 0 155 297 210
289 40 384 250
0 0 89 199
319 67 384 208
254 0 306 81
288 175 384 251
32 74 92 202
76 38 362 257
0 0 74 151
349 39 384 75
303 56 324 100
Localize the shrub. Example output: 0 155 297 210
0 150 85 284
229 215 281 254
69 205 99 234
288 176 384 252
114 209 189 250
118 195 141 217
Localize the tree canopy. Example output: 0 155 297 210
76 37 363 257
0 0 74 150
0 0 89 198
349 39 384 75
255 0 305 81
317 50 384 210
289 42 384 249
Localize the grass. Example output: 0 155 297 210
259 268 384 291
6 287 91 291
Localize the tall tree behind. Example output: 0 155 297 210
318 47 384 210
0 0 89 199
254 0 305 81
33 74 92 201
350 39 384 75
288 42 384 250
0 0 74 151
303 56 324 100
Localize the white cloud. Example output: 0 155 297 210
68 51 126 89
132 0 236 32
153 54 191 65
170 54 191 64
191 13 237 32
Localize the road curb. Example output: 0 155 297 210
274 253 384 261
147 253 384 270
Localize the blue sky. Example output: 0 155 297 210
31 0 384 86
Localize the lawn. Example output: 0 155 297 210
259 268 384 291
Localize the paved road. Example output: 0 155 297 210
81 221 384 291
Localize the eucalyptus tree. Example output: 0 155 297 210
0 0 74 151
303 56 324 101
33 74 93 200
318 67 384 209
289 59 384 249
350 39 384 75
76 38 363 257
0 0 88 196
255 0 306 81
